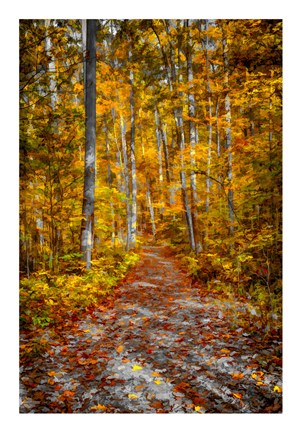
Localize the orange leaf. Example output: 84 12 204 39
122 358 131 363
116 345 124 354
135 384 145 391
47 371 56 377
47 378 55 385
152 372 161 377
233 393 243 399
54 385 62 391
150 401 163 409
251 371 265 380
232 373 244 379
60 390 74 399
91 404 106 411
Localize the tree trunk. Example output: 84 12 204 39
146 178 157 240
129 48 137 249
138 109 157 241
104 116 116 249
81 19 97 269
154 105 164 217
120 113 131 251
222 32 235 233
186 19 201 252
205 20 212 216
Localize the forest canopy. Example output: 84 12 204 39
19 19 282 330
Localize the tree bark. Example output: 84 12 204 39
186 19 201 252
154 105 164 217
129 47 137 249
81 19 97 269
222 31 235 233
120 113 131 251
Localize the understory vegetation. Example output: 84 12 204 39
20 249 139 333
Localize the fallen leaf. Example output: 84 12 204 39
91 404 107 411
251 371 265 380
233 393 243 399
232 373 244 379
154 380 161 385
47 371 57 377
221 348 230 354
47 378 55 385
85 373 95 380
116 345 124 354
54 385 62 391
132 364 143 371
150 400 163 409
194 406 201 412
128 393 139 400
122 358 131 363
135 384 145 391
273 385 282 393
59 390 74 399
152 372 161 377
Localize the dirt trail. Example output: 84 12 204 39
20 246 282 413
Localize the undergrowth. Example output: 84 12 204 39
20 248 140 332
169 243 282 337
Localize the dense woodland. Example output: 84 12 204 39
19 19 282 333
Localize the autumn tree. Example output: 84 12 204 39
81 19 97 269
20 19 282 317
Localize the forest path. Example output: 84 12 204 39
20 246 282 413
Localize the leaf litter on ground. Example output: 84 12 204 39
20 246 282 413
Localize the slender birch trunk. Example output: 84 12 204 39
177 109 196 251
160 120 170 184
138 109 157 240
129 46 137 249
146 178 157 240
205 20 213 215
104 116 116 248
186 19 202 252
81 19 97 269
120 113 131 251
111 107 125 246
222 32 235 233
154 105 164 217
215 97 223 217
45 20 59 269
